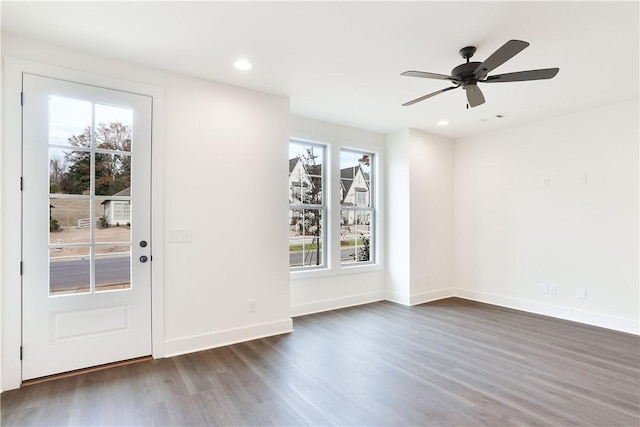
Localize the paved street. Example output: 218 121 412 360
50 256 130 290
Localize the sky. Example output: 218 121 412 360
49 95 133 147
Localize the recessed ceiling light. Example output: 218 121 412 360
233 59 252 71
437 120 450 126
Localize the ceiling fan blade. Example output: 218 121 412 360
402 85 459 106
473 39 529 79
465 85 485 108
401 70 458 82
484 68 560 83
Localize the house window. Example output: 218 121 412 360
340 149 374 265
113 201 131 222
289 140 325 269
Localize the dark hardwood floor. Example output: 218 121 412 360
2 298 639 426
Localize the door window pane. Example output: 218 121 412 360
95 199 131 242
95 153 131 196
50 148 91 195
46 95 138 296
49 197 91 244
95 245 131 292
48 96 92 147
50 247 90 295
95 104 133 152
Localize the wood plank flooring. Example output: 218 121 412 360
2 298 639 426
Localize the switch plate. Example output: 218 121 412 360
248 299 256 312
542 176 550 187
577 288 587 300
548 283 557 295
168 228 193 243
540 283 548 294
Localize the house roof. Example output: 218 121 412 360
289 157 300 174
101 187 131 204
341 165 369 196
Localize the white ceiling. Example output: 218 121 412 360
2 1 638 138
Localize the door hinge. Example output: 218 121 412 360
20 346 23 360
20 176 23 191
20 261 23 275
20 91 23 106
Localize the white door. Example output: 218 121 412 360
21 74 152 381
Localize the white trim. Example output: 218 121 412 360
409 288 454 306
1 56 166 391
384 290 411 306
163 319 293 358
382 287 638 335
291 290 384 317
452 288 639 335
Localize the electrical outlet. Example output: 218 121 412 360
542 176 550 187
578 173 587 184
248 299 256 313
577 288 587 300
548 283 557 295
540 283 548 294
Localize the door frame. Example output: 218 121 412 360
1 57 166 391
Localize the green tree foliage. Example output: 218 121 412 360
50 122 131 196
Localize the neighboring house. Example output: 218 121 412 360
288 157 311 204
340 165 370 226
289 157 323 234
101 187 131 226
289 157 370 227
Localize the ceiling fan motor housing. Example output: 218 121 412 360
451 62 482 81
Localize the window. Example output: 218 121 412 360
289 140 325 269
340 149 374 265
113 201 131 222
289 141 376 271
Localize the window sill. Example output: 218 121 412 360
290 262 382 280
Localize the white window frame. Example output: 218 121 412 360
289 137 381 278
288 139 327 271
339 148 375 267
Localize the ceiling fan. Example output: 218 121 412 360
401 39 559 108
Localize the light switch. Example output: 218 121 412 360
577 288 587 300
542 176 550 187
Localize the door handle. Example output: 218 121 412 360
140 240 148 248
139 255 148 263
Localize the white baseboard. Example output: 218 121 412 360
291 291 385 317
384 290 411 306
163 318 293 357
410 288 454 306
385 288 454 306
453 288 639 335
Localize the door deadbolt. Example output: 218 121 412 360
139 255 148 263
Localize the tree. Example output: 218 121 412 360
52 121 132 195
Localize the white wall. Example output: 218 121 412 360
409 129 454 303
385 130 411 304
289 115 386 316
385 129 455 305
1 34 292 390
453 99 639 333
